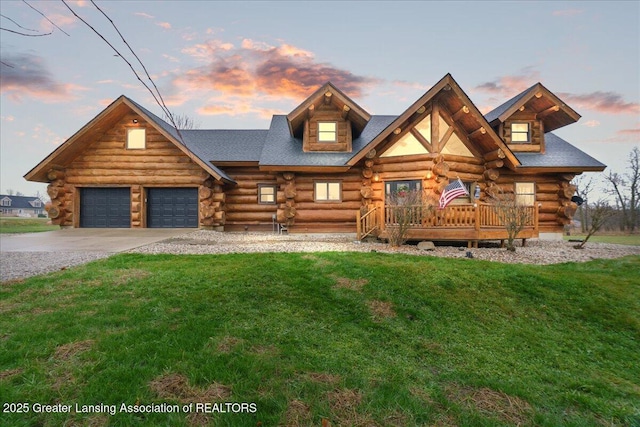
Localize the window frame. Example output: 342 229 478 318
314 181 342 202
317 121 337 143
514 182 536 206
510 122 531 143
126 127 146 150
258 184 277 205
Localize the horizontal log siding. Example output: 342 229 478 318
65 113 209 227
495 172 574 233
224 167 278 228
289 171 362 232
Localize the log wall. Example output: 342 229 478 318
303 103 352 152
224 167 278 230
49 113 216 227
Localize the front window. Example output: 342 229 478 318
126 128 146 149
511 123 530 143
318 122 337 142
258 184 277 204
515 182 535 206
315 181 341 202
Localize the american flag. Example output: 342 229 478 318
439 178 469 209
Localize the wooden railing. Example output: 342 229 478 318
356 205 379 240
383 203 538 229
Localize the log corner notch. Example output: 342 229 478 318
131 185 143 227
361 159 374 208
556 179 577 225
45 168 72 226
200 175 226 230
482 149 503 185
278 172 296 226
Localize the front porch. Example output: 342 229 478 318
357 203 539 247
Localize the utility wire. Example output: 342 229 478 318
22 0 70 36
61 0 185 144
88 0 185 144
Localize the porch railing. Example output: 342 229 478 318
383 203 537 229
356 205 380 240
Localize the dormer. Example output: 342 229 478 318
484 83 580 153
287 82 371 153
0 197 11 207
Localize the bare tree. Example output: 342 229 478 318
574 200 616 249
573 175 594 233
385 189 430 247
604 147 640 233
490 188 533 252
170 114 200 130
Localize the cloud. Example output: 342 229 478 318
197 97 284 119
157 22 171 30
552 9 583 17
1 115 15 122
582 120 601 128
134 12 154 19
603 126 640 143
474 69 540 98
558 91 640 115
173 38 379 115
0 52 85 103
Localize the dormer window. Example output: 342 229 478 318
127 128 146 149
32 200 42 207
0 197 11 207
318 122 337 143
511 123 530 143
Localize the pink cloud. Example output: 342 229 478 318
134 12 154 19
474 69 540 98
557 91 640 115
175 38 379 107
0 52 85 103
157 22 171 30
582 120 601 128
604 126 640 143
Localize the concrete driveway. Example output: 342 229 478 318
0 228 192 253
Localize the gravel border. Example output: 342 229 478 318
2 230 639 282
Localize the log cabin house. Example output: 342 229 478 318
25 74 605 244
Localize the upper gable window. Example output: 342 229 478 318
511 123 530 143
318 122 337 142
127 128 146 149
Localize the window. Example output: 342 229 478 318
511 123 530 143
315 181 341 202
126 128 146 149
0 198 11 207
258 184 277 204
318 122 337 142
515 182 535 206
32 200 42 207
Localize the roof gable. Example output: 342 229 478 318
484 83 581 132
24 96 234 184
348 74 520 169
286 82 371 138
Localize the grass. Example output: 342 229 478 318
1 253 639 426
0 217 58 234
564 233 640 246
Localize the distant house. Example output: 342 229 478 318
0 194 46 217
25 73 605 242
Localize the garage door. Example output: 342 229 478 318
147 188 198 228
80 187 131 228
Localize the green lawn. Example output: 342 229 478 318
564 234 640 246
0 217 58 234
1 253 639 426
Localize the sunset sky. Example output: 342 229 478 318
1 1 638 198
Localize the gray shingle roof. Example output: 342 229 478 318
181 130 267 162
516 132 606 169
0 195 44 210
484 85 535 123
260 115 397 166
